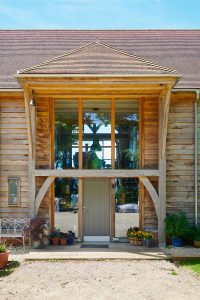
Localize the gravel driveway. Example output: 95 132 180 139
0 260 200 300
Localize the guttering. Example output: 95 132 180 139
195 90 200 225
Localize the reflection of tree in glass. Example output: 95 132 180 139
55 121 78 169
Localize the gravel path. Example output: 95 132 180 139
0 260 200 300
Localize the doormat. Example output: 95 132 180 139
81 244 109 249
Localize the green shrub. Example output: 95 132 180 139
0 243 7 253
165 212 189 239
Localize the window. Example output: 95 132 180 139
8 177 20 206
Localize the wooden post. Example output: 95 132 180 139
50 98 55 231
158 86 171 246
24 86 36 217
78 97 83 240
111 97 115 169
139 97 144 229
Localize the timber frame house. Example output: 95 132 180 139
0 30 200 245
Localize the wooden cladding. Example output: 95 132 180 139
166 94 195 223
0 95 28 217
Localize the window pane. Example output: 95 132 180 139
54 100 78 169
115 177 139 237
82 100 111 169
115 100 139 169
55 178 78 236
8 178 19 205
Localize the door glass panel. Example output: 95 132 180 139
54 99 78 169
115 99 139 169
82 100 111 169
115 177 139 237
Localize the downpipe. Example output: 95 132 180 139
195 90 200 225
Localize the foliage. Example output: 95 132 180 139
0 243 7 253
143 232 154 240
179 259 200 276
60 232 68 240
190 225 200 241
51 229 60 238
127 226 139 237
0 261 20 277
165 212 190 239
28 218 47 241
129 230 145 240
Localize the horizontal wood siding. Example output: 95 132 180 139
0 95 29 217
142 97 159 230
166 94 195 223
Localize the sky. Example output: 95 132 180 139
0 0 200 29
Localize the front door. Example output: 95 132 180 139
83 178 110 242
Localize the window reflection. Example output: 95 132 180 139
82 100 111 169
54 100 78 169
115 100 139 169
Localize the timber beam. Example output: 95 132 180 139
34 169 160 178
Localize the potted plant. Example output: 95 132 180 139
191 225 200 248
29 218 47 249
51 229 60 245
142 232 155 248
165 212 189 247
127 226 139 238
59 232 67 246
67 230 75 245
130 230 144 246
0 243 10 268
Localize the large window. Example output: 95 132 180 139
54 98 139 170
82 100 111 169
54 100 78 169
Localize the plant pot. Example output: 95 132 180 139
171 237 183 247
0 251 10 268
31 240 44 249
51 237 59 246
142 239 155 248
60 239 67 246
193 240 200 248
130 238 142 246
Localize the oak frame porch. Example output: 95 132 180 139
17 74 178 245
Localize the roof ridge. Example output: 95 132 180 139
18 40 178 75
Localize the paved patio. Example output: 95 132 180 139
10 242 169 261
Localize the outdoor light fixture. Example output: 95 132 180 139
30 98 35 106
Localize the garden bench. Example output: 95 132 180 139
0 218 30 249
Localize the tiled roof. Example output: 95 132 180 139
18 41 178 76
0 30 200 89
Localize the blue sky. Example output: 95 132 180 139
0 0 200 29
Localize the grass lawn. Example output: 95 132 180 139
179 259 200 276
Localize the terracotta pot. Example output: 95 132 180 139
51 237 59 246
0 251 10 268
60 239 67 246
193 240 200 248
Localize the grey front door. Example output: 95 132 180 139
83 178 110 241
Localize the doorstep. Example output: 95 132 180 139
23 243 169 261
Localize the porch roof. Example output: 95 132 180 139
17 41 179 77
